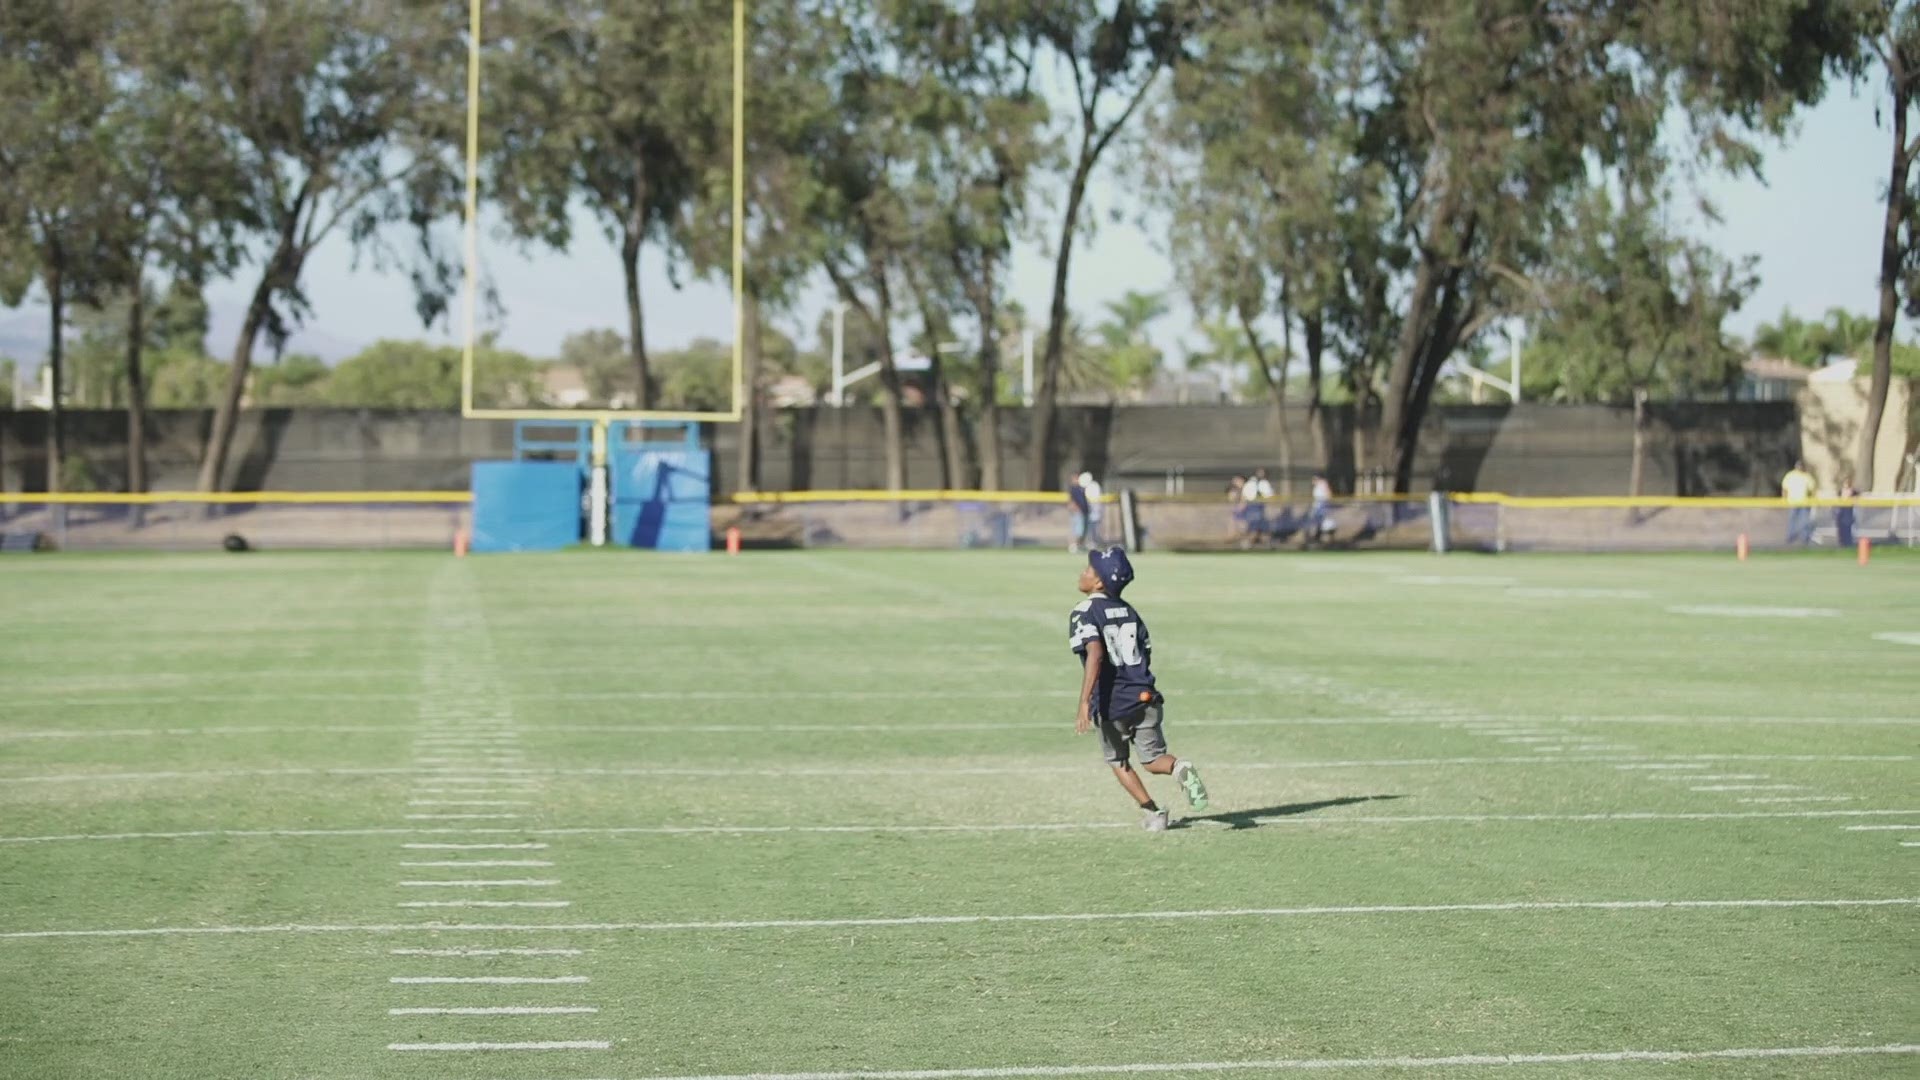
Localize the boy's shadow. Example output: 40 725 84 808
1177 794 1405 831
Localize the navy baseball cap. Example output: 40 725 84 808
1088 546 1134 596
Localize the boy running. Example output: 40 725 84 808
1069 547 1209 831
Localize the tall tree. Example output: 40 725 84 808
1861 0 1920 489
487 0 725 410
99 7 249 495
1027 1 1185 488
0 0 118 492
1525 177 1756 492
187 0 461 492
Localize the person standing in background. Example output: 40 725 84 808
1244 468 1275 501
1079 472 1105 549
1068 473 1091 554
1835 476 1858 549
1781 461 1817 545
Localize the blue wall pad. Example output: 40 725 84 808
612 447 711 552
471 461 582 552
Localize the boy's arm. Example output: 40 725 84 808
1075 639 1105 735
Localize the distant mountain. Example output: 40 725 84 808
0 303 366 371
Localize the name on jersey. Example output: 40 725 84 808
1104 607 1129 618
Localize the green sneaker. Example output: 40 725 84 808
1176 761 1209 810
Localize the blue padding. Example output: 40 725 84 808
471 461 581 552
611 448 711 552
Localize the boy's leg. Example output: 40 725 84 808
1099 718 1169 829
1133 703 1208 809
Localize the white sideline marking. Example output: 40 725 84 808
1614 764 1708 770
12 752 1907 786
399 879 559 887
398 900 572 909
407 800 531 807
1903 842 1920 847
1668 604 1840 618
1652 774 1768 781
385 999 595 1006
1692 785 1805 792
1871 631 1920 646
1845 825 1920 831
627 1044 1920 1079
401 842 547 850
6 809 1920 847
6 897 1913 941
399 860 554 868
389 947 582 956
388 1040 609 1052
391 975 587 985
1739 796 1853 803
404 814 524 820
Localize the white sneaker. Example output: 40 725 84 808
1141 808 1170 832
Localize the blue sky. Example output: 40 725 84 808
0 76 1896 372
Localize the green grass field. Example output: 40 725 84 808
1 549 1916 1080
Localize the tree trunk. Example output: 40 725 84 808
196 282 272 492
1629 387 1649 497
622 164 654 409
1030 157 1095 490
44 241 65 494
1858 62 1910 491
126 279 148 496
973 306 1003 491
736 287 762 492
1238 304 1290 498
1304 312 1326 477
930 353 968 489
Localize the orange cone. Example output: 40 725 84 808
454 529 469 558
725 526 741 555
1736 533 1749 562
1858 537 1871 566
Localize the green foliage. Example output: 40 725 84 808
1525 181 1755 404
251 355 331 406
324 339 541 410
1086 291 1168 399
656 338 734 413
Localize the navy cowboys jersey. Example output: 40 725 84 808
1068 595 1157 721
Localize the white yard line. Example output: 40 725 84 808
1651 774 1769 781
622 1044 1919 1080
1738 796 1854 803
1844 824 1920 831
5 897 1913 941
398 861 555 868
403 814 525 820
389 947 582 956
388 1040 609 1052
398 879 560 887
1691 785 1805 792
396 900 573 909
391 975 587 985
6 809 1920 847
385 999 595 1006
407 800 531 807
6 753 1907 786
6 713 1911 740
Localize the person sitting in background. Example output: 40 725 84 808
1781 460 1817 545
1244 468 1275 501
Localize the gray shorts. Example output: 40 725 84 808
1097 702 1168 767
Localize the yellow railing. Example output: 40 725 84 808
0 491 471 505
